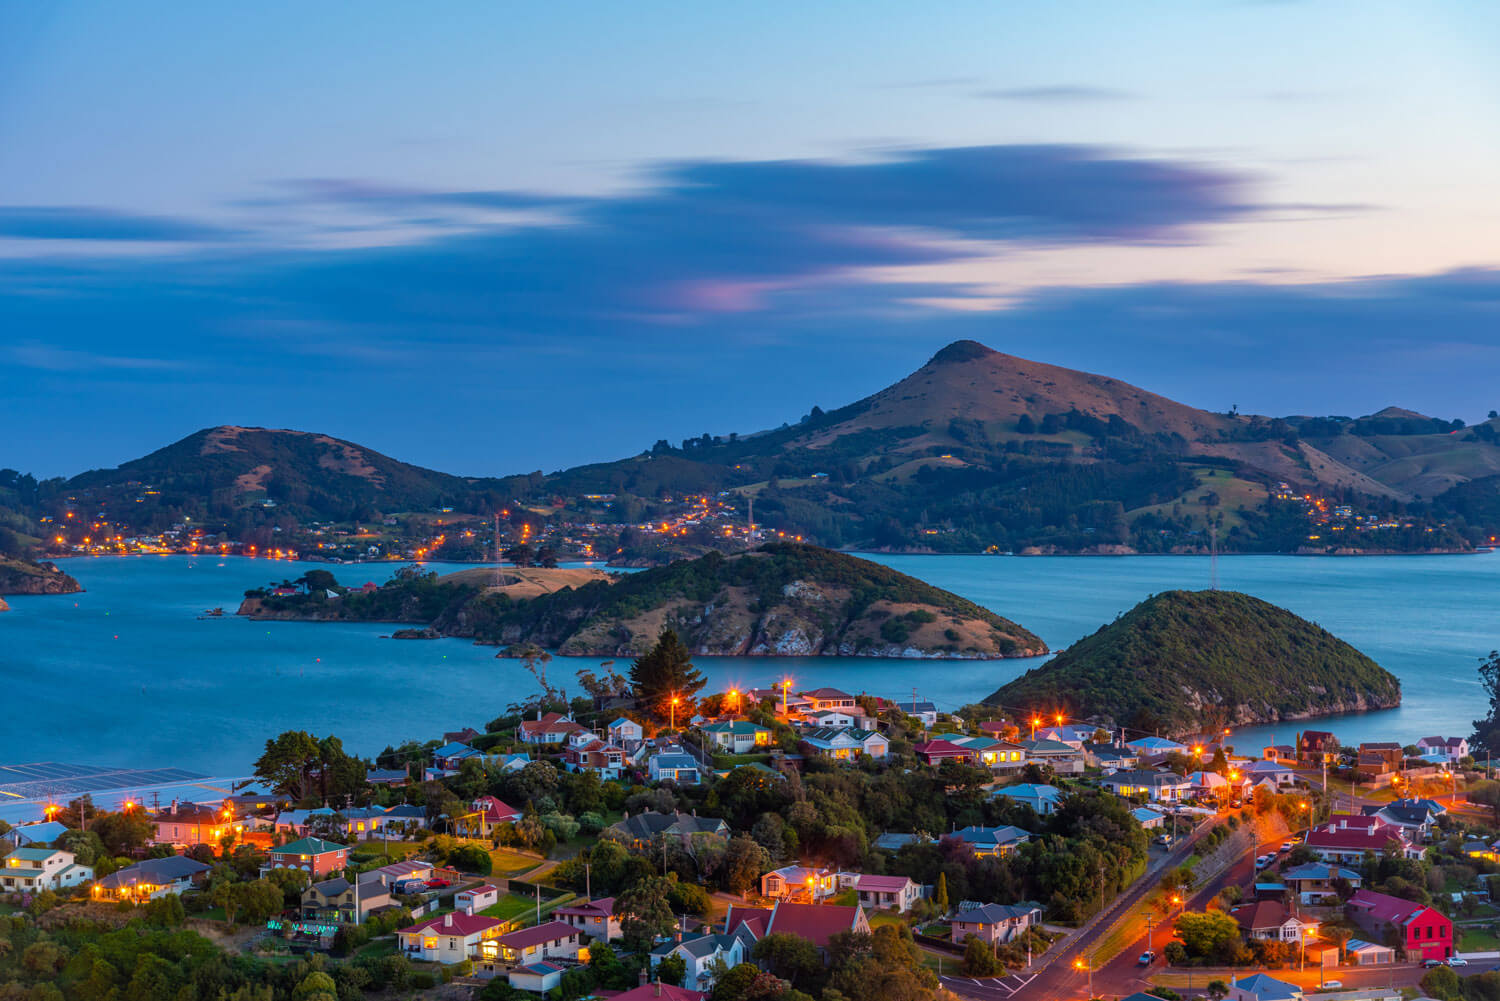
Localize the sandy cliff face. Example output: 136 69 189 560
0 560 83 595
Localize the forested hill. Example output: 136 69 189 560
984 589 1400 736
242 544 1046 659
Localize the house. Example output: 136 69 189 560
335 806 395 840
1356 742 1404 779
606 811 730 850
1347 888 1453 961
608 717 645 744
263 836 349 877
1017 738 1085 774
912 739 977 766
93 856 211 900
651 930 748 991
566 739 629 779
1230 900 1318 942
456 884 501 915
554 897 621 941
607 986 705 1001
950 736 1028 770
1033 724 1094 749
1263 744 1296 763
1102 769 1192 803
801 687 857 712
432 741 483 772
475 920 580 971
1226 972 1301 1001
760 865 838 902
400 911 505 965
856 874 922 913
700 720 773 754
1297 730 1338 765
380 804 429 834
366 768 410 787
4 821 68 848
507 961 565 994
1360 801 1438 840
301 874 392 926
1125 736 1188 756
802 727 889 761
949 901 1042 944
458 796 523 839
649 749 702 784
1085 744 1138 771
1280 863 1361 905
517 711 586 745
1188 770 1231 798
151 802 243 848
496 751 532 773
1132 806 1166 830
1417 735 1469 762
1 848 92 893
949 825 1031 857
890 699 939 726
369 859 433 884
872 832 931 853
744 900 869 951
992 783 1063 816
1304 815 1416 863
443 727 482 745
1242 760 1297 786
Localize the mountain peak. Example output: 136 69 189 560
927 339 997 366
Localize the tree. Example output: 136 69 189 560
1419 964 1461 1001
292 971 339 1001
1174 910 1244 963
1474 650 1500 755
656 953 687 987
617 876 677 953
710 963 788 1001
721 835 771 894
962 934 1005 976
753 933 823 990
933 872 949 914
450 844 493 875
629 630 706 722
92 810 154 856
254 731 323 801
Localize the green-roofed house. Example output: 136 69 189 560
699 720 773 754
262 836 350 878
1 847 93 893
801 726 890 761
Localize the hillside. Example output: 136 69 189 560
983 589 1399 736
0 558 82 596
241 544 1047 659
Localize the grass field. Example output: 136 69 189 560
487 846 543 877
1461 926 1500 952
1128 467 1268 533
480 893 537 924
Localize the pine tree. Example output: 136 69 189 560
629 629 706 722
934 872 949 914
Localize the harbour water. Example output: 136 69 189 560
1 552 1494 798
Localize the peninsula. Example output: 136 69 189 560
0 556 83 596
239 543 1046 659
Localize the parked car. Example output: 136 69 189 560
426 878 451 889
1137 951 1156 966
393 879 428 894
1424 959 1444 968
1320 981 1343 990
1447 957 1469 967
1255 854 1273 867
1281 841 1297 851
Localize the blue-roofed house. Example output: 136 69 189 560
433 742 483 771
1280 862 1361 904
888 699 938 726
992 783 1063 816
949 825 1031 857
648 750 702 785
1125 736 1188 756
1132 806 1166 829
5 821 69 847
496 751 531 773
366 768 410 786
1226 972 1301 1001
1243 760 1297 786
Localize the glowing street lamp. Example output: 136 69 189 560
781 679 793 715
1054 712 1064 727
670 695 681 732
729 689 740 714
1074 955 1093 997
1030 715 1042 739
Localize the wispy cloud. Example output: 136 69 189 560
0 206 239 242
976 85 1136 102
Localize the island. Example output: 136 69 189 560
0 556 83 596
983 588 1400 735
238 543 1047 659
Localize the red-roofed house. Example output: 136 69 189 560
398 911 504 964
912 740 977 766
518 712 586 745
762 901 869 950
1304 815 1416 864
801 688 857 712
856 874 922 913
1347 889 1453 961
483 920 581 968
565 739 628 780
723 905 773 940
457 884 502 915
554 897 621 941
457 796 522 839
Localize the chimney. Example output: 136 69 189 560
638 967 649 987
444 912 453 929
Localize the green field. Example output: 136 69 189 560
481 893 538 924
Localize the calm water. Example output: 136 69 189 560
1 553 1494 786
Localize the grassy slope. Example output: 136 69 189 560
984 589 1399 734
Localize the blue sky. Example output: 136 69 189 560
5 1 1500 477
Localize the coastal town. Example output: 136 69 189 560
3 632 1497 1001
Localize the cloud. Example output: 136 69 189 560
0 206 239 242
977 85 1136 102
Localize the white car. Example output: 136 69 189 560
1255 854 1273 867
1447 957 1469 967
1320 981 1343 991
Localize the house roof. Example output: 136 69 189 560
953 902 1040 924
610 811 728 841
516 961 566 976
994 783 1062 803
1231 900 1293 932
96 855 210 889
1348 888 1446 928
5 847 64 862
913 739 972 757
1131 807 1165 824
7 821 67 845
470 795 522 823
951 825 1030 848
1107 769 1189 788
273 837 346 856
1281 863 1360 882
1126 736 1186 751
606 986 706 1001
801 687 854 700
700 720 769 735
433 741 480 758
495 920 576 949
856 874 915 893
1229 973 1300 1001
555 896 617 917
767 901 862 947
724 904 773 939
401 912 503 938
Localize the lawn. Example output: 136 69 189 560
482 844 543 878
713 753 772 768
354 938 398 960
869 911 911 931
481 893 538 924
1460 926 1500 952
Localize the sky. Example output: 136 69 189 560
4 1 1500 478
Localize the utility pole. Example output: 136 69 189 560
494 513 502 587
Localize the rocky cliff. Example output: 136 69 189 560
0 558 83 596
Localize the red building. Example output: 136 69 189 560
1347 888 1453 961
912 739 977 766
262 836 349 878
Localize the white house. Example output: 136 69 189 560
457 883 501 915
1125 736 1188 756
648 750 702 784
651 930 747 992
1102 769 1192 803
0 848 92 893
476 921 581 972
1417 736 1469 762
399 912 505 965
507 961 565 993
699 720 773 753
608 718 645 744
554 897 622 941
801 687 857 712
761 865 838 902
801 727 889 761
856 874 923 913
93 855 210 901
992 783 1063 815
949 902 1042 944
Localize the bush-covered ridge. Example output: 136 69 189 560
984 589 1400 735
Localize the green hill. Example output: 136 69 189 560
983 589 1399 736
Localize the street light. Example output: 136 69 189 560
1074 954 1093 998
1030 715 1041 739
781 679 793 715
670 695 681 732
729 689 740 715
